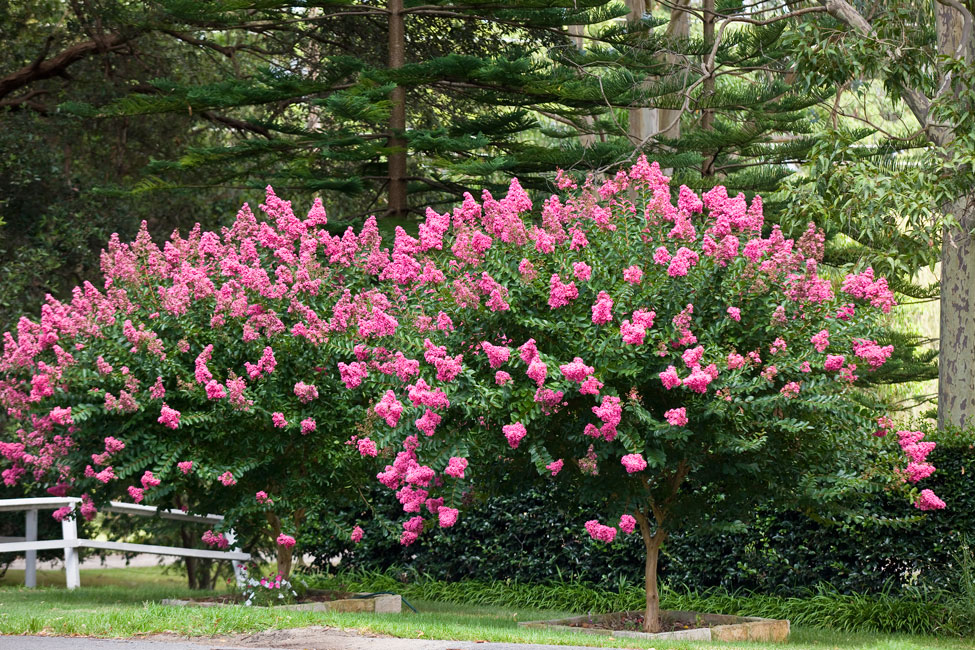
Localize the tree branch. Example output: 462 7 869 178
0 32 133 101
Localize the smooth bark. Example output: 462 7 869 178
636 510 666 633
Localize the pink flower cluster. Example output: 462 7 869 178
584 519 617 543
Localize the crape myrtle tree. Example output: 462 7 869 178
0 195 404 579
329 158 945 632
0 159 944 606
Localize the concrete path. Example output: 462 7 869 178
0 627 635 650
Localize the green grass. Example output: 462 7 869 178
0 567 972 650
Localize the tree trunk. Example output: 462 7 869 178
938 195 975 429
266 511 293 579
700 0 716 176
625 0 658 149
935 0 975 429
568 24 597 148
387 0 408 217
636 510 666 633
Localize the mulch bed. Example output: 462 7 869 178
567 612 704 634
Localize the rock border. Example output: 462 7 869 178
519 609 789 642
161 592 401 614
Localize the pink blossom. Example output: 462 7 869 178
158 404 181 429
503 422 527 448
653 247 671 265
202 530 229 549
375 390 404 427
852 338 894 370
495 371 512 385
841 267 896 313
623 266 643 284
573 262 592 281
727 352 745 370
579 376 603 395
904 462 936 483
481 342 511 368
104 437 125 453
660 365 681 389
351 526 364 543
415 409 442 436
548 274 578 309
620 320 645 345
527 359 548 386
546 459 564 476
357 437 378 457
621 454 647 473
619 515 637 535
824 355 845 371
438 507 459 528
127 486 145 503
632 309 655 329
205 380 227 400
760 365 778 381
256 491 272 504
727 307 741 321
683 367 715 393
218 471 236 486
591 291 614 325
518 258 537 281
559 357 595 383
584 520 617 543
811 329 830 353
338 362 368 389
141 470 160 489
293 381 319 403
800 361 812 373
276 533 296 548
271 412 288 428
770 338 787 355
682 346 704 368
780 382 801 398
915 489 946 511
300 417 317 435
665 407 688 426
177 461 193 474
445 456 468 478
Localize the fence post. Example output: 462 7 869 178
227 529 246 588
24 508 37 588
61 504 80 590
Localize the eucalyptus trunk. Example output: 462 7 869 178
938 195 975 429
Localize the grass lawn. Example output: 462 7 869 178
0 567 972 650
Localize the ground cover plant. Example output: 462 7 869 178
0 158 943 630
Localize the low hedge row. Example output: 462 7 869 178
303 442 974 596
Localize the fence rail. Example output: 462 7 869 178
0 497 249 589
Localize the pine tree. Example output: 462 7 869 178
64 1 831 222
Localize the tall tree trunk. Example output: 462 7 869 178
636 510 666 633
935 0 975 429
387 0 408 217
700 0 716 176
938 195 975 429
625 0 659 148
568 24 597 148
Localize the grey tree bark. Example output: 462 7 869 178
824 0 975 429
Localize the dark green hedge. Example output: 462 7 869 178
303 442 974 596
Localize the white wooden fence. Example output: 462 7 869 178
0 497 249 589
